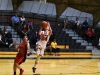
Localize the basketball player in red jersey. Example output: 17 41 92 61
13 36 30 75
27 21 52 73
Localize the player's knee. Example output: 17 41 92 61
35 61 38 64
39 54 42 56
13 63 16 66
15 63 18 66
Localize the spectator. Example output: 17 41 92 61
75 17 81 28
20 15 26 27
1 26 8 42
6 31 13 48
63 16 68 30
28 19 33 30
2 26 8 34
51 39 60 56
32 31 40 45
85 28 92 42
0 34 7 48
82 20 88 30
83 20 88 27
21 24 30 39
91 28 96 39
86 28 92 37
11 14 20 26
98 38 100 49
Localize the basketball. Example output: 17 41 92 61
41 21 48 28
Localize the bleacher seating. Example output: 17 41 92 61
0 23 21 51
0 20 92 59
71 24 99 49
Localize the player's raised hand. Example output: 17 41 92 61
27 40 30 43
47 21 50 27
14 40 17 45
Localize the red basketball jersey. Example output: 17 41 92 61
18 42 27 56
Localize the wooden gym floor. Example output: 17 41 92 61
0 59 100 75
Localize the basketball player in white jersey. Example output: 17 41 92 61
27 21 52 73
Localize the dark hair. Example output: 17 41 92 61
23 35 28 39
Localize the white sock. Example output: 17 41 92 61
34 64 37 68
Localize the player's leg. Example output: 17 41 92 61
13 63 17 75
13 55 18 75
32 54 42 73
31 41 45 73
32 46 45 73
15 63 24 75
13 63 24 75
27 42 40 56
14 56 24 75
27 50 36 56
32 49 41 73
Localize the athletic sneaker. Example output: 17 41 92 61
32 67 36 73
27 52 32 56
19 69 24 75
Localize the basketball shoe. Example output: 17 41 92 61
27 52 32 56
19 69 24 75
32 67 36 73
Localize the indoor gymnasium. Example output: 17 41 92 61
0 0 100 75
